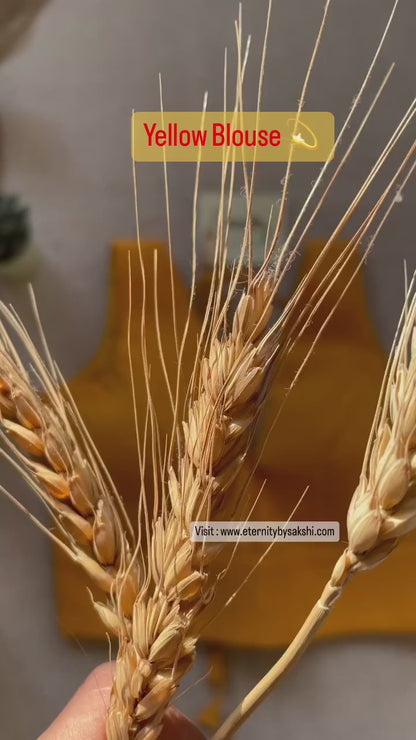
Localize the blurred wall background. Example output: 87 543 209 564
0 1 415 738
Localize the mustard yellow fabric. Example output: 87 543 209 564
55 239 416 646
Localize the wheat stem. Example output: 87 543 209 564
212 552 355 739
214 282 416 739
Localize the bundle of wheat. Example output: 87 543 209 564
0 0 414 738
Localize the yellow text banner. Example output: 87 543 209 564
131 111 334 162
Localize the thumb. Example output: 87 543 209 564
38 663 113 740
38 663 204 739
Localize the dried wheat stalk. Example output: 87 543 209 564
214 283 416 739
0 308 140 627
106 275 280 739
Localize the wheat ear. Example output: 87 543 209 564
106 274 281 739
0 305 140 628
213 281 416 740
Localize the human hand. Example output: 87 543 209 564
39 663 204 739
